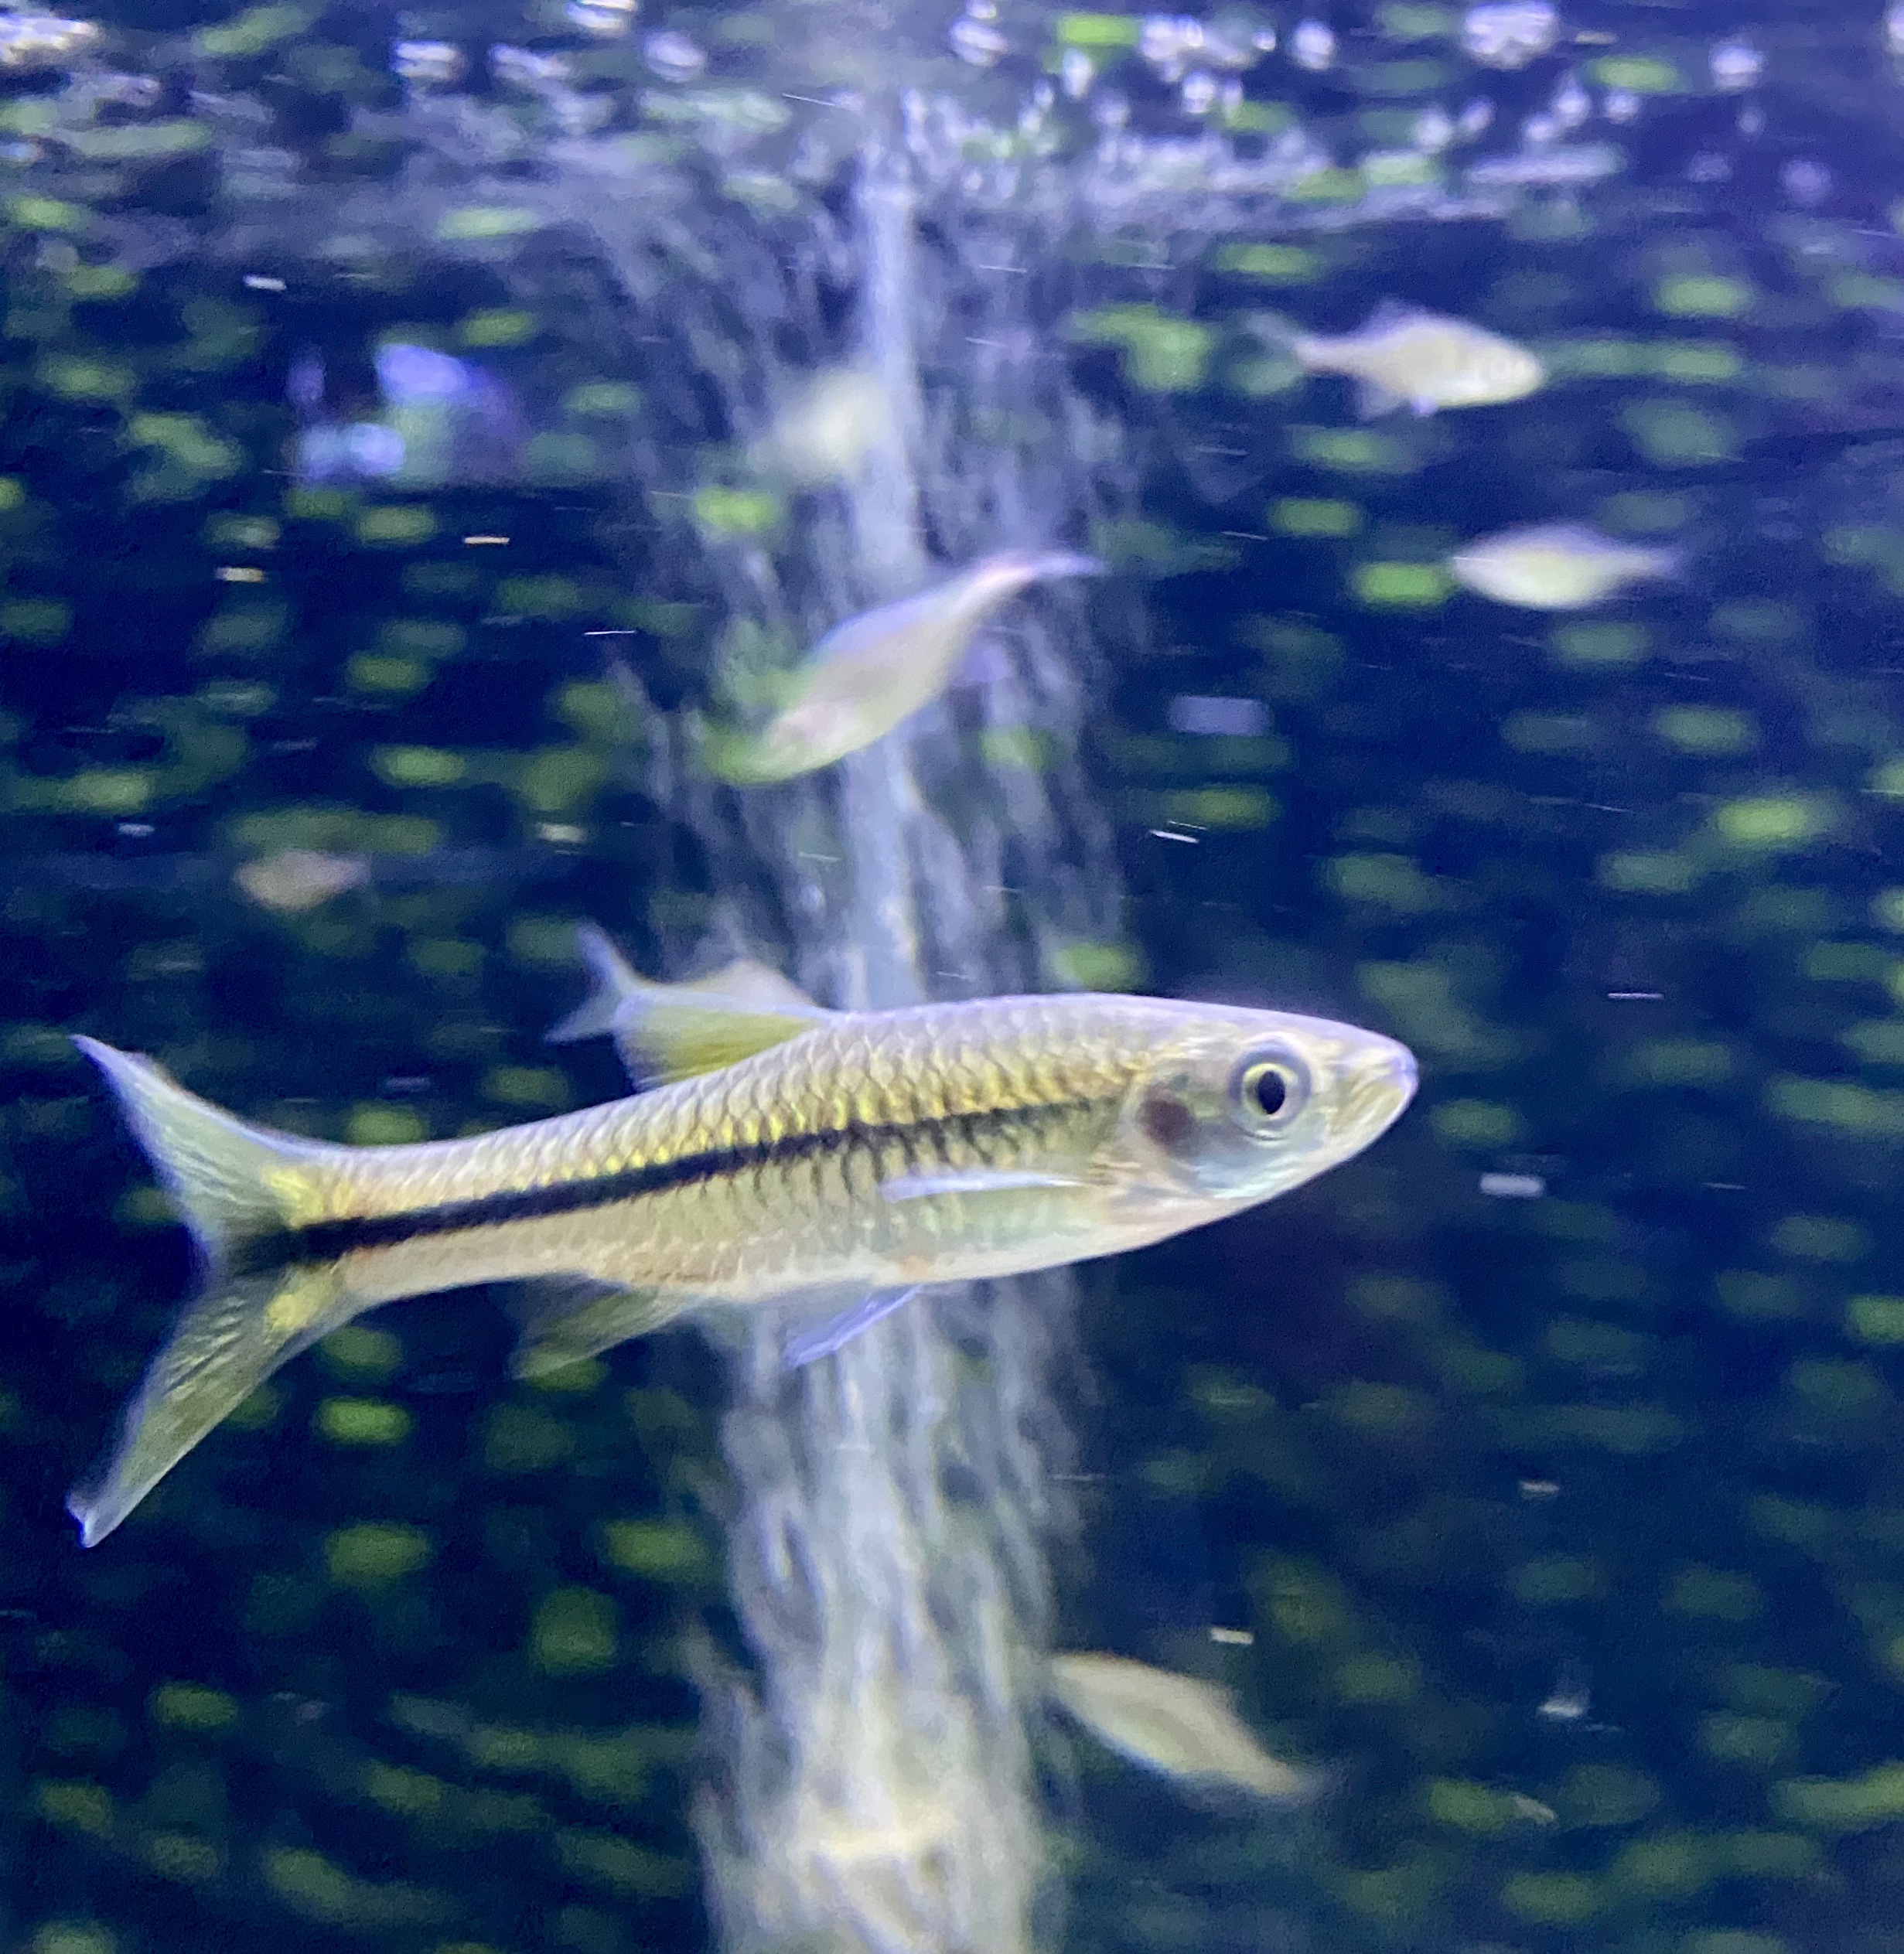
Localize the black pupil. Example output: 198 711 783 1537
1248 1066 1289 1117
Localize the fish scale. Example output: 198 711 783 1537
278 1002 1145 1306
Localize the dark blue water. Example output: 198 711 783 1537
6 3 1904 1952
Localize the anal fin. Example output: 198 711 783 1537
505 1277 701 1378
1353 377 1404 420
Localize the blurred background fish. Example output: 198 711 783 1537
1254 302 1544 417
706 548 1103 786
232 847 371 914
289 337 525 489
1 841 576 902
1448 521 1681 609
751 367 895 487
1048 1652 1319 1805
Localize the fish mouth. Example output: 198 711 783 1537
1343 1033 1418 1141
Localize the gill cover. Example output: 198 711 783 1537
1119 1028 1324 1199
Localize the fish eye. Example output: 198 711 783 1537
1230 1047 1309 1132
1244 1065 1288 1117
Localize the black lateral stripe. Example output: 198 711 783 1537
233 1097 1103 1274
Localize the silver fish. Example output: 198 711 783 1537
1264 301 1546 417
1448 521 1679 609
708 547 1103 785
233 849 372 914
1049 1652 1317 1803
67 931 1414 1544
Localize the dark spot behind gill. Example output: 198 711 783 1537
1139 1091 1196 1152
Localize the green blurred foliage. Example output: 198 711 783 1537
5 3 1904 1954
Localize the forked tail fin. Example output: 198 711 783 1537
70 1038 348 1546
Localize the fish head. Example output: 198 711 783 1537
1110 1002 1416 1209
1463 339 1546 405
969 547 1106 598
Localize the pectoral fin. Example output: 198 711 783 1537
509 1275 929 1377
547 924 832 1086
879 1167 1088 1203
780 1285 920 1369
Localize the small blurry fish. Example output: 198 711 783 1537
1537 1657 1592 1723
288 340 523 489
565 0 635 39
1049 1652 1317 1804
285 347 326 416
288 346 404 486
0 9 101 70
295 422 406 483
67 931 1414 1543
709 548 1102 786
1261 301 1545 417
753 367 894 486
1447 522 1679 609
375 341 476 407
2 844 572 900
233 849 371 916
374 339 524 489
391 39 466 87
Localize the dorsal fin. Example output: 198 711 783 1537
544 924 647 1047
681 958 824 1016
546 924 832 1086
1361 298 1439 336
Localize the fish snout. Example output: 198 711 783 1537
1343 1031 1418 1138
1036 550 1107 579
